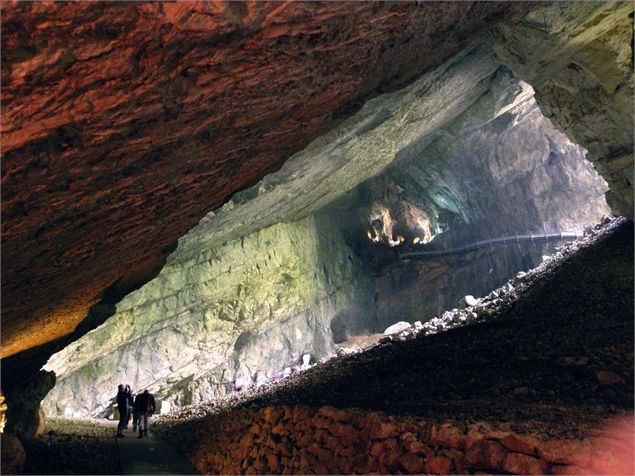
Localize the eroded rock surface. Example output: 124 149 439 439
42 45 610 418
1 1 529 358
488 1 634 218
43 214 374 417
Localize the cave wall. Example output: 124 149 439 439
488 1 634 219
1 0 530 359
366 69 609 327
41 43 612 418
41 44 507 416
43 214 373 417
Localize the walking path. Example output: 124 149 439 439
116 427 199 475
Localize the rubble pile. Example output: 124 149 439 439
160 404 630 475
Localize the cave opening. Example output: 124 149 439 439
2 2 633 475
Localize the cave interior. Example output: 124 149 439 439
1 1 633 475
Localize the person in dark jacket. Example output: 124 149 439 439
133 389 155 438
115 384 128 438
124 385 133 429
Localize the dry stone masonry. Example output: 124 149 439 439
159 404 631 475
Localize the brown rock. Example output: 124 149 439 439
369 421 396 440
595 370 625 385
271 421 287 436
292 405 313 421
333 423 359 447
465 430 484 450
465 439 508 471
483 430 512 441
266 453 280 473
425 455 453 475
444 448 466 473
325 434 340 453
537 440 592 466
406 440 428 454
351 453 371 474
1 433 26 476
399 452 426 474
500 433 538 455
261 406 282 424
370 441 384 458
380 438 403 468
399 431 417 442
432 423 465 449
503 452 547 475
318 406 349 422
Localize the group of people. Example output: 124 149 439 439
115 384 155 439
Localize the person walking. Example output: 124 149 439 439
124 385 133 429
115 384 128 438
133 389 155 438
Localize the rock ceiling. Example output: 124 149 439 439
1 1 530 357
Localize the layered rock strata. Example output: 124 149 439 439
42 45 611 418
488 1 634 218
1 0 529 358
43 214 374 417
159 405 633 475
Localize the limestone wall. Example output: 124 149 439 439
42 215 373 417
488 1 634 218
161 405 627 475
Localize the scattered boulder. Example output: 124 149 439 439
503 452 547 475
383 321 412 336
595 370 624 385
459 295 479 309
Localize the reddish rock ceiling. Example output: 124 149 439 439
1 1 529 357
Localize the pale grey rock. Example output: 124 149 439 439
459 295 479 309
41 41 613 419
383 321 412 337
43 215 374 417
488 1 634 218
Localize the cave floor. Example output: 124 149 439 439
22 418 120 475
164 220 634 441
21 418 198 475
116 427 199 475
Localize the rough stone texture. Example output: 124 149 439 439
366 67 608 327
211 221 633 438
488 1 634 218
42 44 610 417
41 44 500 416
0 433 26 476
1 1 529 358
157 405 632 475
3 370 55 439
43 214 374 417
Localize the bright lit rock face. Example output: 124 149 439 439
44 214 373 416
1 0 528 358
43 45 609 417
338 67 609 328
488 1 634 218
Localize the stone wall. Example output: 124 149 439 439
161 405 630 475
42 214 374 417
488 1 634 218
374 243 557 330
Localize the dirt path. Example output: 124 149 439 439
116 426 199 475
